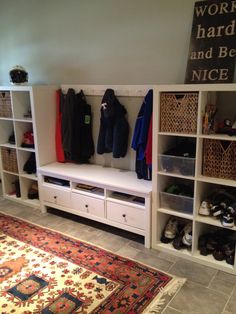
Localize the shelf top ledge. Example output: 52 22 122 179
155 83 236 92
38 162 152 195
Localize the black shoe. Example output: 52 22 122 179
213 249 225 261
23 153 36 174
226 255 235 265
221 212 234 228
222 241 235 257
173 234 185 250
8 132 15 144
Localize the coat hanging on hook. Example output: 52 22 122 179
97 89 129 158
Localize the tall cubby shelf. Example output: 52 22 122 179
0 85 58 208
152 84 236 274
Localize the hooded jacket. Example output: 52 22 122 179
97 89 129 158
131 89 153 180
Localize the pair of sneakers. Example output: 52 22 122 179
199 190 236 228
199 200 236 228
161 217 192 249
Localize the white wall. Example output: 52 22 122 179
0 0 198 85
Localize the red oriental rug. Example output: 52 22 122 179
0 212 185 313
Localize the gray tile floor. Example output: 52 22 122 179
0 197 236 314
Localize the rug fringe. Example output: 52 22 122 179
142 277 186 313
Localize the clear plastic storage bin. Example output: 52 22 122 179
160 191 193 214
159 154 195 176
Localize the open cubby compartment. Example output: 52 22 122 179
158 134 196 177
20 177 38 202
0 119 15 146
0 91 12 118
156 212 193 255
107 189 145 207
158 175 194 215
195 181 236 220
193 221 236 268
14 120 34 149
2 172 20 198
71 181 104 198
17 150 36 177
11 90 32 120
43 175 70 188
200 90 236 136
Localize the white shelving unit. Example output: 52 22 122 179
152 84 236 274
0 85 57 208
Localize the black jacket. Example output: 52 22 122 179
61 88 94 163
97 89 129 158
71 91 94 163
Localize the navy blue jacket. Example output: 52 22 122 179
97 89 129 158
131 89 153 180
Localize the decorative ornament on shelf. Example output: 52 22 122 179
9 65 28 85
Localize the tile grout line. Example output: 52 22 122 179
160 260 184 314
166 306 183 313
206 270 218 288
221 283 236 313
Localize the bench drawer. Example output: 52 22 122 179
41 185 71 207
107 201 145 230
71 192 105 218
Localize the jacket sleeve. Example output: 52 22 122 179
113 117 129 158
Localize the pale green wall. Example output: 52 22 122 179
0 0 197 85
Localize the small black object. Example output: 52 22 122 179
9 66 28 84
8 132 15 145
12 180 21 198
23 153 36 174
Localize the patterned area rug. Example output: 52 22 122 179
0 212 185 313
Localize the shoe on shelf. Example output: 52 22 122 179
172 231 185 250
8 132 15 145
182 222 192 247
221 212 234 228
161 217 179 243
213 247 225 261
23 153 36 174
199 201 211 216
205 236 219 253
28 183 39 200
222 241 235 257
210 203 225 218
226 203 236 217
198 234 213 256
225 255 235 265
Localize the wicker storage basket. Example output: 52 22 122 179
0 92 12 118
202 139 236 180
1 147 18 173
160 92 198 134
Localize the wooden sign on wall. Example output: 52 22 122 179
185 0 236 84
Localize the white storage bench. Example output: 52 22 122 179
38 162 152 247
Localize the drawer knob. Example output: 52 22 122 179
122 214 126 218
85 204 88 208
54 196 57 199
